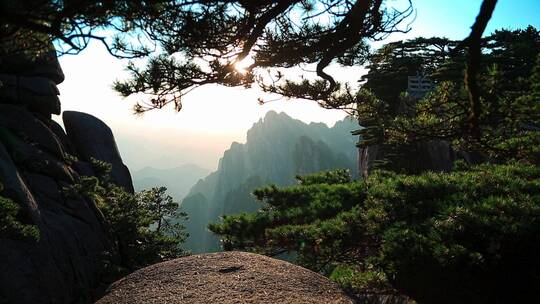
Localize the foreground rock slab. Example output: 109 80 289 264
97 251 354 304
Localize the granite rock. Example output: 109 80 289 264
0 106 133 303
63 111 134 193
97 251 355 304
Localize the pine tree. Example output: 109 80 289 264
209 27 540 303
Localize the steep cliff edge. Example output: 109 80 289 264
0 41 133 303
181 112 358 253
0 107 134 304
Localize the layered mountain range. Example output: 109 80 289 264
181 111 359 253
132 164 209 201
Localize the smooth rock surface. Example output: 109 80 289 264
63 111 134 193
0 105 124 304
0 37 126 303
97 251 354 304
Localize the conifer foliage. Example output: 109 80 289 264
355 27 540 168
77 159 188 275
1 0 415 113
210 163 540 303
210 26 540 303
0 183 39 240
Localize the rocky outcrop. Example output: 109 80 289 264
360 140 455 175
97 251 355 304
63 111 134 193
0 38 132 304
353 294 411 304
0 106 122 304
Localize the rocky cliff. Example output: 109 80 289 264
181 111 358 253
0 40 133 304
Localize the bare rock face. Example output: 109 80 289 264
97 251 355 304
0 106 119 304
361 141 455 175
63 111 134 193
0 39 131 303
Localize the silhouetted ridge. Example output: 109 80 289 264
181 112 358 253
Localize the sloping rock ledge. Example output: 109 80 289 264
96 251 354 304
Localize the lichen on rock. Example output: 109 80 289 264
97 251 355 304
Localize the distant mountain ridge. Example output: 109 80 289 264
132 164 210 202
181 111 358 253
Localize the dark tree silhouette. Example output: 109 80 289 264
455 0 498 137
1 0 415 112
0 0 165 58
1 0 502 119
111 0 415 113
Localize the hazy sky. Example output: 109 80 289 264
56 0 540 171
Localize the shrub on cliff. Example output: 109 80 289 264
97 183 188 271
71 159 188 275
0 183 39 240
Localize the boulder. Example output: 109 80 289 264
96 251 354 304
0 104 65 158
0 135 111 304
361 140 455 175
0 36 64 116
48 120 76 155
63 111 134 193
0 128 77 182
0 34 125 304
0 105 130 304
0 74 61 115
0 32 64 84
0 141 42 224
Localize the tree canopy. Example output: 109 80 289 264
355 26 540 167
2 0 505 120
0 1 164 58
2 0 417 112
112 0 415 113
209 25 540 302
210 163 540 303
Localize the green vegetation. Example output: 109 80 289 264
2 1 415 113
356 27 540 167
211 163 540 302
69 159 188 275
0 184 39 240
96 183 188 273
210 26 540 303
180 112 357 253
3 1 538 302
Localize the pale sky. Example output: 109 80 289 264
55 0 540 171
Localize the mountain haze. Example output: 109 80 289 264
181 111 358 252
133 164 210 201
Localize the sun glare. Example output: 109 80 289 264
234 56 254 74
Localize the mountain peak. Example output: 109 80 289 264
263 110 290 122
